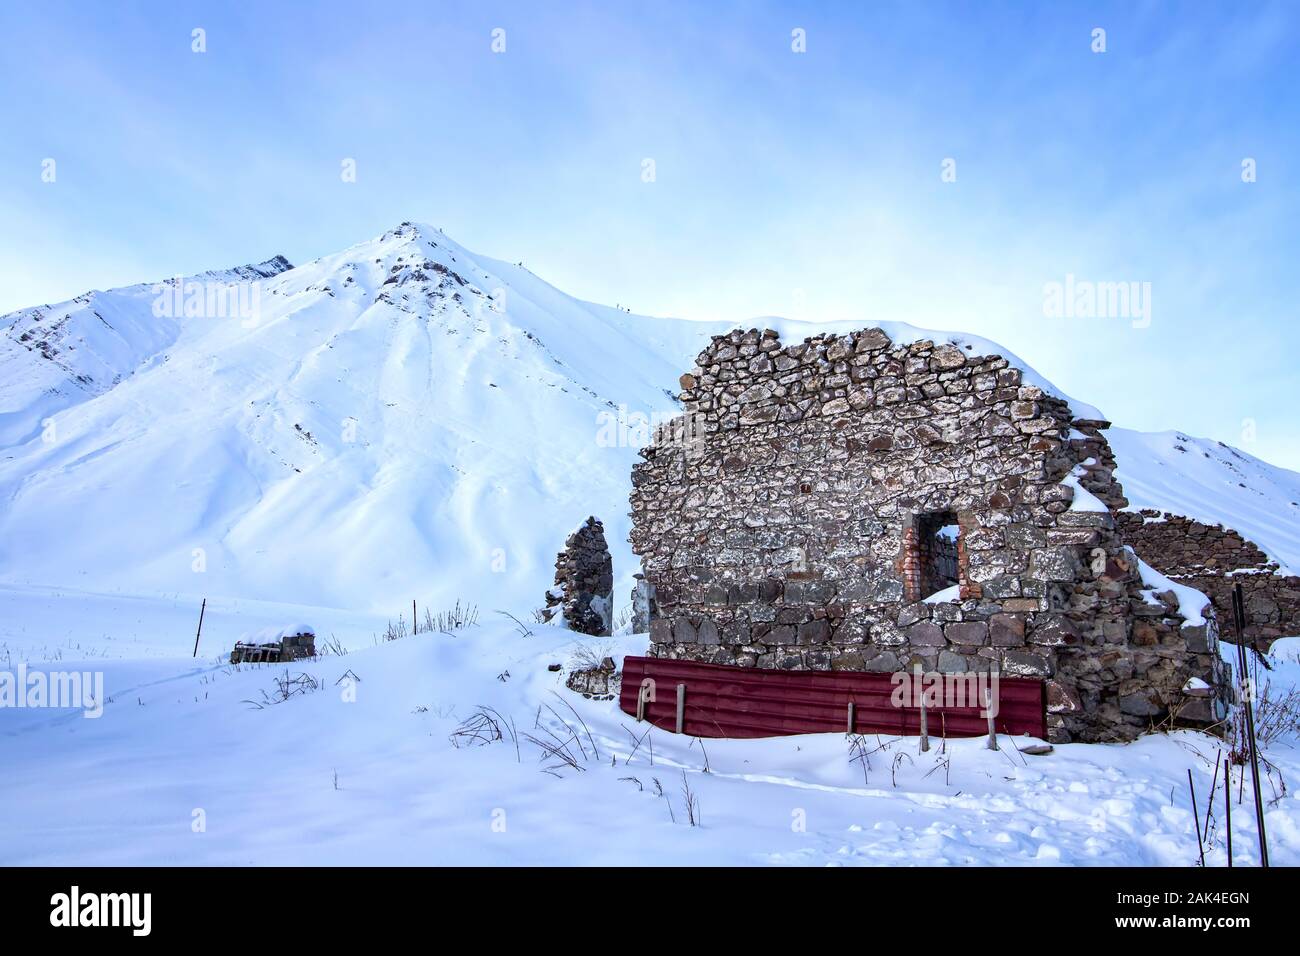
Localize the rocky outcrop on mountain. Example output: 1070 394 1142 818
1 254 294 396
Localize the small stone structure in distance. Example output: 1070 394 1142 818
544 516 614 636
230 626 316 664
628 326 1233 744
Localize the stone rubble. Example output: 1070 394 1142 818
564 656 621 700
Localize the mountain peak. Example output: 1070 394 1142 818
249 254 294 277
206 254 293 284
378 221 447 245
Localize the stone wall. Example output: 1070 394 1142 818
543 516 614 636
1119 509 1300 650
630 573 655 634
628 326 1231 743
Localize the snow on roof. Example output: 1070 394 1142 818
238 624 315 645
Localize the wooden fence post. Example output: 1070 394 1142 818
984 688 998 751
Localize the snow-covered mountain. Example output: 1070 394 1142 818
0 224 707 613
0 255 292 448
2 221 1298 619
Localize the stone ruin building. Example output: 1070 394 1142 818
230 626 316 664
544 516 614 636
628 326 1236 744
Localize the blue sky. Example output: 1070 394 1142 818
3 1 1299 468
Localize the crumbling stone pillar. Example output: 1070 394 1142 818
631 572 655 634
544 516 614 635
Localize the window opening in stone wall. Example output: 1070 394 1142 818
913 510 962 602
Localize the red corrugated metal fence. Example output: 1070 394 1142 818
618 656 1046 739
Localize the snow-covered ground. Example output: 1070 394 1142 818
1 609 1296 866
4 221 1300 866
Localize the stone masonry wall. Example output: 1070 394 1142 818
544 516 614 636
1118 510 1300 650
628 327 1231 743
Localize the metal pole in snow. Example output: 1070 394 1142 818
191 598 206 658
1223 759 1233 867
1188 769 1205 867
1233 583 1270 867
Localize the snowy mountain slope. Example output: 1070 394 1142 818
0 221 1295 631
0 256 291 449
1109 427 1300 576
0 224 722 616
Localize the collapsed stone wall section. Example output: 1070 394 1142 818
1119 510 1300 650
628 326 1231 743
